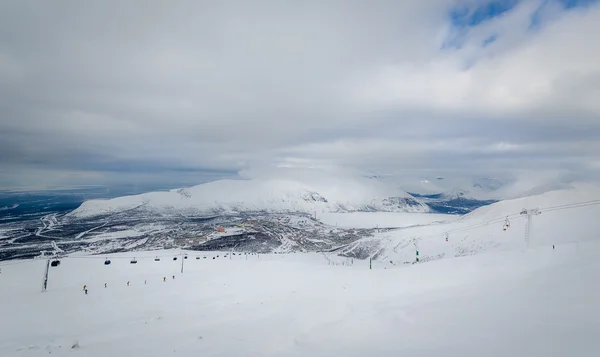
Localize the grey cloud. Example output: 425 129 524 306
0 0 599 190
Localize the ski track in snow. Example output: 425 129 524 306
75 222 108 239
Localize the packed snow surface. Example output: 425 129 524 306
1 244 599 357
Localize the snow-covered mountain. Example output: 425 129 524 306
69 177 429 218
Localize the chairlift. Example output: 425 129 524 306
196 256 200 260
503 216 510 231
130 258 138 264
104 259 111 265
184 255 188 259
173 257 178 261
154 257 160 261
50 260 61 267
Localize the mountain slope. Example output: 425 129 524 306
340 183 600 262
68 178 429 218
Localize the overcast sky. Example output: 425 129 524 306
1 0 599 190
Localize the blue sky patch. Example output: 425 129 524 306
446 0 599 49
531 0 599 28
450 0 520 29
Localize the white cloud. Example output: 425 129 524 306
353 1 600 116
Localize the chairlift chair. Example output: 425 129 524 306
154 257 160 261
173 257 178 261
104 259 111 265
50 260 61 267
130 258 138 264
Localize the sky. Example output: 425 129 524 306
1 0 599 191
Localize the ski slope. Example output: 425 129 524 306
345 183 600 264
1 243 599 357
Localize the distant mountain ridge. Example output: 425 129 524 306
69 178 430 218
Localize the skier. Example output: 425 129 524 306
172 275 175 280
127 281 130 286
163 276 166 282
144 279 147 285
83 284 87 291
84 288 88 295
553 245 555 250
104 283 107 288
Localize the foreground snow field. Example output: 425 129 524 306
1 244 599 357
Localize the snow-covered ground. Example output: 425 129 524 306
1 243 599 357
2 183 600 356
318 212 456 229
